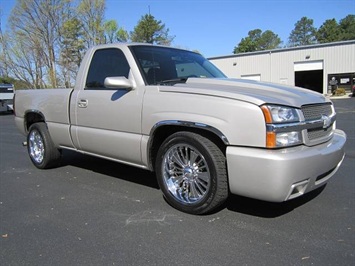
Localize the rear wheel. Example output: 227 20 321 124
27 122 61 169
156 132 228 214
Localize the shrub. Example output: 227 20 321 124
333 88 346 96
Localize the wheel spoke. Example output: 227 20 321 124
189 181 202 200
197 171 209 184
189 150 199 166
28 130 44 164
162 143 210 205
171 150 186 169
172 174 184 186
183 146 189 165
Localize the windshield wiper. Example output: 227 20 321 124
156 78 188 85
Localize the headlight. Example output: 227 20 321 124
261 105 302 148
261 105 299 123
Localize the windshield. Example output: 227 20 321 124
130 45 226 85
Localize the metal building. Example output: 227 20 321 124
209 40 355 95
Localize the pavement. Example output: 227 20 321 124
328 93 354 99
1 98 354 265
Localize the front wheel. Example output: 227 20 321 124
155 132 228 214
27 122 61 169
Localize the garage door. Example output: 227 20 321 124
294 60 323 71
294 60 324 93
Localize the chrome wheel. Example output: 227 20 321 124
162 144 211 204
27 123 60 169
156 132 228 214
28 129 45 164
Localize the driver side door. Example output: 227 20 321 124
70 48 144 166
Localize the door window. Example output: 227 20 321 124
85 48 130 89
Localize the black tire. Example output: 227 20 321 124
27 122 61 169
155 132 228 214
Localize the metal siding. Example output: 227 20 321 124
270 52 294 85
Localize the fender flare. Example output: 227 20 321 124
147 120 229 170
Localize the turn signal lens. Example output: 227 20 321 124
266 132 276 148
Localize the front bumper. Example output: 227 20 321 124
226 129 346 202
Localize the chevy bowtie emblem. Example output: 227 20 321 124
321 114 332 129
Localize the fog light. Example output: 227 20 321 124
287 180 309 200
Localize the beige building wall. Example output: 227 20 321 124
209 40 355 94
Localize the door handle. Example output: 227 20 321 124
78 99 88 108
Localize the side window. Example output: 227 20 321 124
85 48 130 89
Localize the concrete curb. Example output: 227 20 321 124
326 93 354 100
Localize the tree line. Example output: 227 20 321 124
234 15 355 53
0 0 354 89
0 0 173 89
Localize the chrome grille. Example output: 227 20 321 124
301 103 332 121
301 103 334 144
307 126 333 141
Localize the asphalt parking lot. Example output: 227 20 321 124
0 97 354 265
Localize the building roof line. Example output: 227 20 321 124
209 40 355 60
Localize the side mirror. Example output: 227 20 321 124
104 77 134 90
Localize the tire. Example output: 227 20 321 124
155 132 228 214
27 122 61 169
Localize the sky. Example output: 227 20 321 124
0 0 354 57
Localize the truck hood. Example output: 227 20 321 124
160 78 328 107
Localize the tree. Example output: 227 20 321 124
130 14 174 45
233 29 281 53
315 15 354 44
77 0 106 48
103 20 128 43
258 30 282 50
3 32 45 88
0 76 31 89
316 19 341 43
60 18 85 87
288 17 317 47
0 9 9 78
339 14 355 40
234 29 261 53
7 0 71 88
2 0 111 88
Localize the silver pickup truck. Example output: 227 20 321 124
14 43 346 214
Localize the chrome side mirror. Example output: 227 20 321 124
104 77 134 90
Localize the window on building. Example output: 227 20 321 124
328 73 355 93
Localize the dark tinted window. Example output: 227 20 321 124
85 48 130 89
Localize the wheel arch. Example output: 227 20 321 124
147 120 229 171
24 110 46 133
